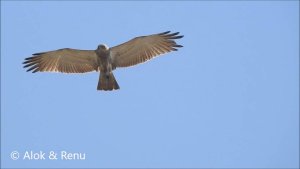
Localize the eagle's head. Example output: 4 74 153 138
97 44 109 51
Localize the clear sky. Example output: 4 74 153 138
1 1 299 168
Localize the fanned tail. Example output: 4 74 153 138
97 72 120 91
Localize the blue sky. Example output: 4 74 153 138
1 1 299 168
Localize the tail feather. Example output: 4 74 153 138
97 72 120 91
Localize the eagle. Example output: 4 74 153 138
23 31 184 91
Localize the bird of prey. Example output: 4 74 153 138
23 31 184 91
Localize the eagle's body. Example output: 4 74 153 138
96 44 113 72
95 44 119 90
23 31 183 91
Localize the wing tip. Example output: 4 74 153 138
174 45 183 48
26 69 36 73
173 35 184 39
32 69 39 73
32 52 45 56
25 56 35 60
159 31 184 39
159 31 171 35
23 52 45 73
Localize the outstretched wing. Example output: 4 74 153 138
110 31 183 68
23 48 99 73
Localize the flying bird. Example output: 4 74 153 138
23 31 184 91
